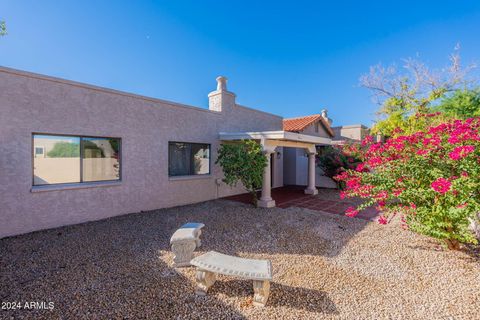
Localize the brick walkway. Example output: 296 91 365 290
224 186 380 221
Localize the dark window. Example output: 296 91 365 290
168 142 210 176
33 134 121 186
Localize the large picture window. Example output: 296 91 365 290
33 134 121 186
168 142 210 176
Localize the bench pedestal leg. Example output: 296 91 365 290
195 229 202 248
171 241 196 267
252 280 270 307
195 269 216 296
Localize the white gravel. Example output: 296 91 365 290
1 199 479 319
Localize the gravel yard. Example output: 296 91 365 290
1 199 479 319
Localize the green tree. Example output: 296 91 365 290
216 140 267 206
47 142 80 158
0 21 6 36
434 88 480 119
360 48 476 136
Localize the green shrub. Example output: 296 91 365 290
216 140 267 206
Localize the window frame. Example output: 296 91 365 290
168 141 211 177
32 133 122 186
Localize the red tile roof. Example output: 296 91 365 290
283 114 334 137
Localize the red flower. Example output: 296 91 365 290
345 207 359 217
346 177 361 190
449 145 475 160
356 163 365 172
430 177 451 194
361 135 374 146
377 216 388 225
416 149 428 155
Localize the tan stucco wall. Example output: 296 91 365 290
0 67 283 238
332 125 370 142
301 121 331 138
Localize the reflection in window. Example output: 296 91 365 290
82 138 120 182
33 134 121 186
168 142 210 176
33 135 80 185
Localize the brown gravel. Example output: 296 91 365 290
1 199 479 319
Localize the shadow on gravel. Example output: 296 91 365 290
0 217 247 319
407 241 480 264
0 198 365 318
462 243 480 263
211 279 338 315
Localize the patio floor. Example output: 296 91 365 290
224 186 380 221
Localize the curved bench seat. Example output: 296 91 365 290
191 251 273 307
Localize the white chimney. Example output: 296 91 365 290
321 108 333 125
208 76 236 112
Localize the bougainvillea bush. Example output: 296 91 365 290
335 116 480 249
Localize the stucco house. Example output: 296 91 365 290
282 112 338 189
0 67 333 238
332 124 370 144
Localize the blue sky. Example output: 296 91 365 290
1 1 480 126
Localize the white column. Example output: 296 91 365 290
304 152 318 195
258 150 276 208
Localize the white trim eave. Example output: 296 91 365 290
219 131 331 145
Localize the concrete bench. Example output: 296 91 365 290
190 251 273 307
170 222 205 267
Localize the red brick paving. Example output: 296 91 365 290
223 185 381 222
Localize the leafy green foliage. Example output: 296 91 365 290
216 140 267 205
360 50 476 137
434 89 480 119
0 21 6 36
47 142 80 158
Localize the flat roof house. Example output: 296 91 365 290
0 67 331 238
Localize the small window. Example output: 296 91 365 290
315 123 319 133
33 134 121 186
168 142 210 176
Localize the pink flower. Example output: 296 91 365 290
431 177 451 194
457 203 468 209
368 156 382 167
375 190 389 200
361 135 374 146
449 145 475 160
345 207 359 217
448 136 459 144
346 177 361 190
377 216 388 225
416 149 428 155
356 163 365 172
393 188 404 197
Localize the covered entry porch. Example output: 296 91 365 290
219 131 331 208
